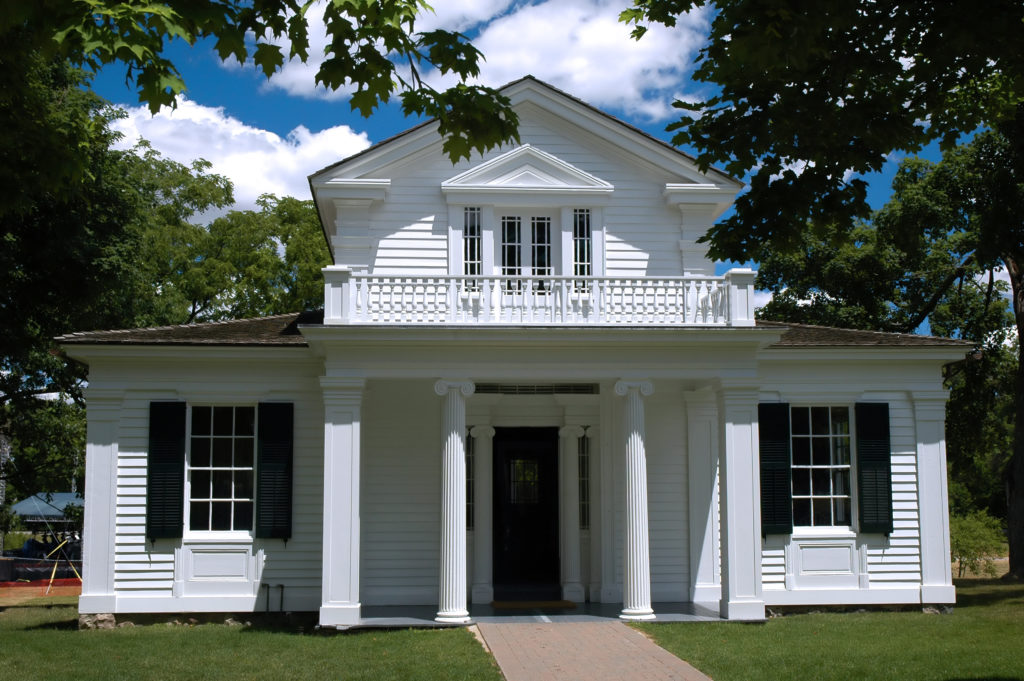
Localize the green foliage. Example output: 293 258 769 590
621 0 1023 263
950 511 1007 578
1 0 518 164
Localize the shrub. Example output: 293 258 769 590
950 511 1006 578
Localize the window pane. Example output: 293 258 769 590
234 502 253 531
812 498 832 526
235 471 253 499
235 438 254 468
833 497 851 525
792 468 811 496
190 502 209 531
211 438 232 467
191 438 211 467
236 407 255 436
811 407 830 434
212 470 232 498
812 468 830 496
832 469 850 496
191 406 211 436
191 470 211 499
830 407 850 435
211 502 232 531
213 406 234 436
792 438 810 466
833 437 851 465
793 498 812 526
812 437 831 466
791 407 809 435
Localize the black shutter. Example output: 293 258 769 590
256 402 294 539
759 402 793 535
147 402 186 540
856 402 893 534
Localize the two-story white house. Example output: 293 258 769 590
61 76 965 628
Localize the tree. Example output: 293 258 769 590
0 0 519 171
622 0 1024 578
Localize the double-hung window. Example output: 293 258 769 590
187 406 256 532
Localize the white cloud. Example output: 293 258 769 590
256 0 710 121
753 289 774 309
111 98 371 211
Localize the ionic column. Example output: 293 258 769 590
559 425 586 602
470 425 495 604
434 380 475 623
320 378 365 628
615 380 656 620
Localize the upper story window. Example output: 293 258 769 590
573 209 592 277
463 207 482 277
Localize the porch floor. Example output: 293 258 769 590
354 601 722 628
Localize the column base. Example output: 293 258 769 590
471 584 494 604
562 583 586 603
921 584 956 604
435 611 472 624
719 599 765 621
79 594 117 614
319 603 361 628
619 606 656 621
690 583 722 605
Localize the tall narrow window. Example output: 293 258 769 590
463 207 482 277
531 217 552 277
573 209 592 278
578 433 590 531
188 406 256 532
501 216 522 291
791 406 852 527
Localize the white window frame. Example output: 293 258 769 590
789 405 855 530
184 404 257 539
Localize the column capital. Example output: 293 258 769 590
614 380 653 397
912 391 950 421
584 425 599 439
320 377 366 392
434 379 475 397
559 425 585 439
470 424 495 439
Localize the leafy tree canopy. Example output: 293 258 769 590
621 0 1024 261
0 0 519 198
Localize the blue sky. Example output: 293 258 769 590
89 0 930 219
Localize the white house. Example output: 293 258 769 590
61 77 966 628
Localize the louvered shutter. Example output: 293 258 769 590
856 402 893 534
256 402 293 539
146 401 186 540
759 402 793 535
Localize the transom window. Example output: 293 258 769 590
790 406 851 527
188 406 255 532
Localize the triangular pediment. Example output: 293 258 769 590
442 144 613 195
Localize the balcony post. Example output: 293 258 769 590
723 268 756 327
323 266 353 324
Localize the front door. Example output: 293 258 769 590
492 427 560 600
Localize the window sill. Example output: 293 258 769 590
791 527 857 540
182 532 254 544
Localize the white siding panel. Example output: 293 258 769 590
646 393 689 601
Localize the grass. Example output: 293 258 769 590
637 579 1024 681
0 599 502 681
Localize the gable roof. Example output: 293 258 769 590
57 312 972 349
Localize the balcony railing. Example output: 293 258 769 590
323 268 756 327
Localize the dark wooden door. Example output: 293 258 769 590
492 427 560 600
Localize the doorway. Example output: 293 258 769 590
492 427 560 600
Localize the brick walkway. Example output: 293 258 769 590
475 621 712 681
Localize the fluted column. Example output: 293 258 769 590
559 425 586 602
615 380 656 620
434 379 475 623
470 425 495 603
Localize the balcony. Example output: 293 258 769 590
323 267 756 327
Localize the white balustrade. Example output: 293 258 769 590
322 267 755 326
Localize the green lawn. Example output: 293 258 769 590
0 599 502 681
637 579 1024 681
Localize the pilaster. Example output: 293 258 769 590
685 388 721 605
470 424 495 604
559 425 586 602
717 382 765 620
913 391 956 604
319 378 365 628
614 380 656 620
